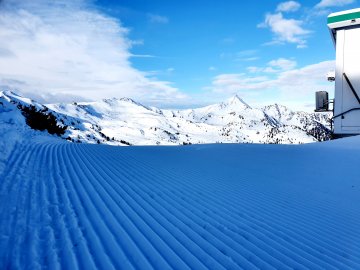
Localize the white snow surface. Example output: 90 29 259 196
0 131 359 269
1 91 331 146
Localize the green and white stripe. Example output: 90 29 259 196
328 8 360 29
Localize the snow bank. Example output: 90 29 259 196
0 94 63 172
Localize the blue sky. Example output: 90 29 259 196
0 0 358 110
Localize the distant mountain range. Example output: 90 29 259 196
0 91 332 145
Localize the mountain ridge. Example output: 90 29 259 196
0 91 332 145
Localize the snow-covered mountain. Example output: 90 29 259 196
0 91 332 145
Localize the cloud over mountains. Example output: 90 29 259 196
0 0 185 104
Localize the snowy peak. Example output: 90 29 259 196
211 95 252 111
192 94 252 120
101 97 153 112
224 95 251 109
119 97 138 103
102 97 137 105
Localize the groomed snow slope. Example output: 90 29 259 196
0 138 360 269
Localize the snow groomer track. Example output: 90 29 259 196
1 138 360 269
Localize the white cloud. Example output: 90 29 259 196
247 66 278 73
208 66 217 71
259 12 310 47
0 0 185 105
263 67 279 73
275 60 334 93
148 13 169 24
316 0 355 8
247 58 297 73
247 66 262 73
276 1 301 12
210 73 270 93
207 60 335 110
268 58 297 70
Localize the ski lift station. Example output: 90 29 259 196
317 8 360 137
